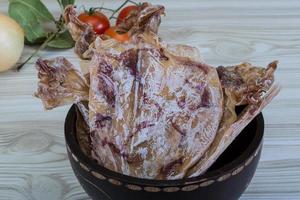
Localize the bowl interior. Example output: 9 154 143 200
65 105 264 186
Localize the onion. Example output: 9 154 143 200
0 13 24 72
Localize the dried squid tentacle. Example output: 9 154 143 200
64 3 165 59
187 61 279 177
215 61 278 135
64 5 97 59
35 57 89 110
128 3 165 35
217 61 278 105
64 5 90 41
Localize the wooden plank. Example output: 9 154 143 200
0 0 299 199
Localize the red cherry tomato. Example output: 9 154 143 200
116 5 138 25
78 11 110 35
105 26 130 42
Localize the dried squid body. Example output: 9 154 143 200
34 3 280 180
88 32 223 179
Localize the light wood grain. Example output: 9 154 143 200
0 0 300 199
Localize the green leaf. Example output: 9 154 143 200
61 0 75 8
8 0 54 22
9 2 47 43
25 24 48 44
47 31 75 49
9 3 36 26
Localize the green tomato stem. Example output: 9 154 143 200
109 0 131 20
88 0 138 18
91 7 115 12
100 7 115 12
129 0 139 6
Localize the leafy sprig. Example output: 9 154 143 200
8 0 138 71
8 0 75 71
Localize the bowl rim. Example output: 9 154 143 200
65 104 264 187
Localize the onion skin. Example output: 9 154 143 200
0 13 24 72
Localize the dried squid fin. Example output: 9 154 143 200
35 57 89 110
187 84 280 177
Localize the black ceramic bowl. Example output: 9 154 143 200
65 105 264 200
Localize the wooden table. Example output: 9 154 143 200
0 0 299 199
